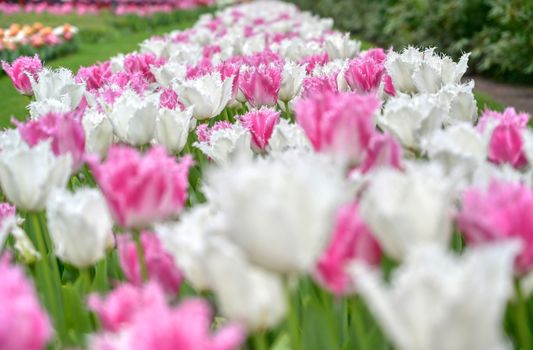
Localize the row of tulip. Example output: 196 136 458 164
0 22 78 63
0 0 217 16
1 0 533 349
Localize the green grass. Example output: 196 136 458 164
0 20 196 128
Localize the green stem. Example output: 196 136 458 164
252 331 268 350
283 101 293 122
285 281 300 350
132 231 149 282
351 297 369 350
514 278 532 350
30 212 66 341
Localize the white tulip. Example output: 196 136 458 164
438 81 478 125
108 90 158 146
359 165 452 260
82 110 114 157
178 72 233 120
378 93 447 152
267 119 312 153
167 44 203 66
109 54 125 73
46 188 113 267
242 34 267 56
30 68 85 114
386 47 469 94
425 123 487 178
28 98 71 119
204 236 286 330
279 62 306 102
151 61 187 87
156 204 224 291
0 141 71 211
205 151 347 274
324 33 360 60
154 106 194 153
194 124 253 165
351 241 519 350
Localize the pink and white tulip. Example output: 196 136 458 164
88 146 192 228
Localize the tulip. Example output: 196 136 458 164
315 202 381 295
457 180 533 274
108 90 159 146
324 33 360 60
30 68 85 113
154 106 194 153
378 93 447 152
156 204 223 291
352 242 519 350
385 47 470 94
239 108 279 152
278 61 306 102
88 145 192 228
117 232 182 295
194 124 253 165
359 165 452 260
205 151 347 274
239 63 282 107
425 123 487 178
0 140 71 211
46 188 113 268
0 254 53 350
296 91 379 165
15 112 85 172
267 119 312 153
478 108 530 168
1 54 42 95
89 283 244 350
359 133 403 174
178 72 233 120
82 110 114 157
204 236 286 330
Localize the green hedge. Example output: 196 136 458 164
288 0 533 84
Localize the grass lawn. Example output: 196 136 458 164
0 20 196 128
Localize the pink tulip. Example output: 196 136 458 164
360 133 402 174
90 283 244 350
0 203 16 223
218 58 242 100
0 254 52 350
296 92 380 165
15 112 86 171
300 52 329 75
88 146 192 228
2 55 42 95
478 108 530 168
196 121 232 144
160 87 183 110
457 180 533 274
88 282 168 332
186 59 215 80
239 64 282 107
301 75 338 99
123 53 165 83
117 232 182 295
315 203 382 295
239 108 279 152
76 62 112 92
344 49 388 94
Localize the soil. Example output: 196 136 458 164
473 75 533 114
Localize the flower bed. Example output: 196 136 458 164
0 0 218 16
0 1 532 349
0 22 78 62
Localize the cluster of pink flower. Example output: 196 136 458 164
0 1 532 349
0 0 215 16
